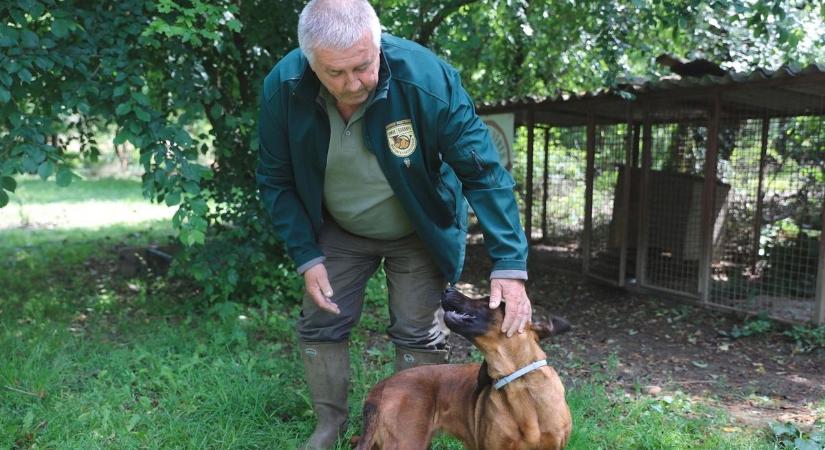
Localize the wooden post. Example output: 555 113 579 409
631 123 641 168
752 115 769 273
699 93 721 303
541 127 550 241
583 115 596 274
618 106 634 287
525 108 535 243
815 198 825 324
636 104 652 286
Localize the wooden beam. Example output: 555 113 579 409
752 114 769 273
636 104 652 287
541 127 550 241
698 92 721 303
583 114 596 274
617 105 634 287
525 108 535 243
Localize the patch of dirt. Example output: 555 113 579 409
455 241 825 429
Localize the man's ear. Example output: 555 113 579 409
532 315 572 340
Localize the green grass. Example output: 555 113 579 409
7 177 151 204
0 179 780 449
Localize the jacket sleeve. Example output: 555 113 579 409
436 69 528 277
256 89 325 272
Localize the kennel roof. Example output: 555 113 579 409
477 63 825 127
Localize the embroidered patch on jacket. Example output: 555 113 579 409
385 119 417 157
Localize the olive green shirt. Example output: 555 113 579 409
321 87 414 240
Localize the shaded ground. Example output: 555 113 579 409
455 241 825 429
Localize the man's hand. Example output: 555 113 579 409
489 278 531 337
303 264 339 315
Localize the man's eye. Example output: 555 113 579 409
329 71 341 77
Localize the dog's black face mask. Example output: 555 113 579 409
441 288 500 339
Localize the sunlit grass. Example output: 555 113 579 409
1 177 174 230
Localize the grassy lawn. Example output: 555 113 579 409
0 179 777 449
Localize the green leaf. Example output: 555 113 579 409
226 19 241 32
56 167 74 187
793 438 820 450
18 68 33 83
210 103 224 118
115 102 131 116
29 2 45 19
769 421 798 438
0 72 11 86
131 91 150 105
1 176 16 192
114 129 130 145
135 107 151 122
174 128 193 147
113 85 128 97
51 19 71 38
34 56 53 70
191 198 208 215
183 181 199 194
187 229 205 246
0 189 8 208
37 160 55 179
165 190 181 206
25 145 46 163
20 29 39 48
0 88 10 103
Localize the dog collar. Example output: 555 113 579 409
494 359 548 390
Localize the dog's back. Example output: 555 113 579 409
354 363 482 450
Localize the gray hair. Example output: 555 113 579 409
298 0 381 65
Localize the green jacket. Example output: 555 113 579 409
256 34 527 284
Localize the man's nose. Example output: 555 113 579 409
344 72 361 90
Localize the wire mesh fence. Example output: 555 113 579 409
589 124 630 282
710 107 824 322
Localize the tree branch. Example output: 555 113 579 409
415 0 479 47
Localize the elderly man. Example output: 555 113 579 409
256 0 532 447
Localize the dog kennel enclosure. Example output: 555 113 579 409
478 64 825 324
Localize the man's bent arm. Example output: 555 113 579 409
256 91 324 270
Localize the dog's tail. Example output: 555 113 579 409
352 400 379 450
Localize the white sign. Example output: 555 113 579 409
481 113 515 171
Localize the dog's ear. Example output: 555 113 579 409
532 322 554 340
532 315 572 340
474 360 492 394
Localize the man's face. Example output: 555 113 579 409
310 31 380 109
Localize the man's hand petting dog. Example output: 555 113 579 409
489 278 532 337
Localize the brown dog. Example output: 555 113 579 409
353 289 572 450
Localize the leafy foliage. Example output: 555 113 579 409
769 421 825 450
784 325 825 353
2 0 822 303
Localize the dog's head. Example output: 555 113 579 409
441 288 570 347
